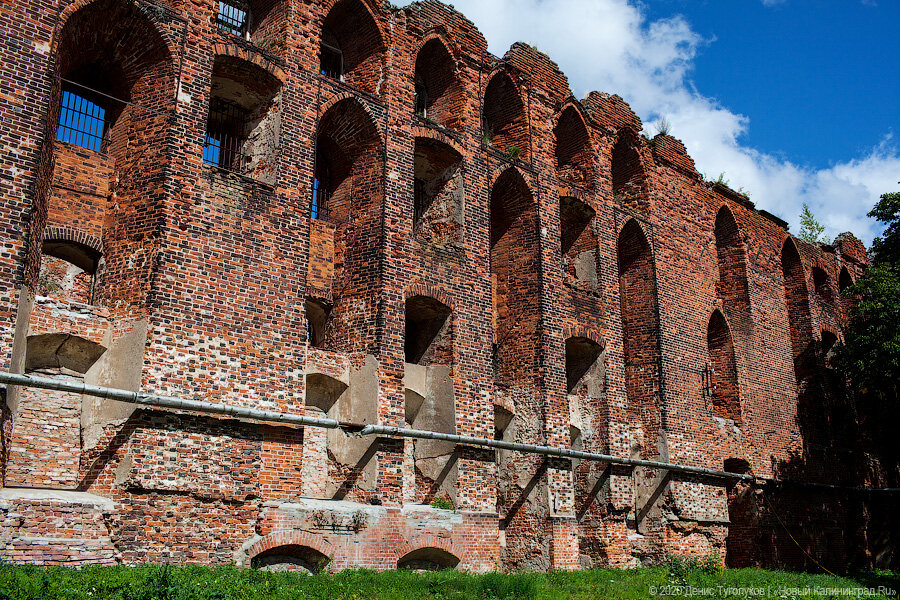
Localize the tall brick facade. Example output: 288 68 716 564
0 0 896 573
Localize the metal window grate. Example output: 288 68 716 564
57 89 106 152
312 161 331 220
203 97 248 171
320 29 343 80
216 0 249 37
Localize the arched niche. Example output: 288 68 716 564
404 295 456 504
320 0 386 95
397 547 460 571
554 106 593 188
413 137 464 244
611 132 647 212
490 169 539 384
414 38 462 129
39 240 102 305
714 206 751 314
707 310 741 422
559 196 598 289
483 72 529 161
251 544 330 573
617 219 662 457
312 98 383 353
781 239 814 380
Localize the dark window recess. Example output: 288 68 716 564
414 76 427 117
203 97 247 171
216 0 249 37
320 30 343 80
312 158 331 220
413 178 427 224
57 88 106 152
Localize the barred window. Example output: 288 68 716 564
203 97 248 171
57 89 106 152
216 0 249 37
312 157 331 220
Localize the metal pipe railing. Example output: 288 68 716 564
0 372 341 430
358 424 754 481
1 371 875 486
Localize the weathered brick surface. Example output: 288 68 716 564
0 0 896 574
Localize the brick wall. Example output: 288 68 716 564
0 0 895 574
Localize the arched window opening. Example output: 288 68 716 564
483 72 529 161
560 196 597 289
781 239 814 380
413 138 463 242
405 295 452 365
320 0 385 94
251 544 330 574
490 170 539 383
714 206 751 313
839 267 853 292
617 220 662 458
397 547 460 571
611 133 647 212
51 0 173 312
204 56 282 183
554 106 593 188
413 39 461 129
39 241 101 305
7 334 106 488
707 311 741 422
306 297 331 348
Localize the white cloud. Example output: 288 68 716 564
396 0 900 245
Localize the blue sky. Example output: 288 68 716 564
398 0 900 245
643 0 899 171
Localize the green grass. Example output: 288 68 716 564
0 560 897 600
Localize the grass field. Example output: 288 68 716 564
1 558 897 600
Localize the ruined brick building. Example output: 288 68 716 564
0 0 897 573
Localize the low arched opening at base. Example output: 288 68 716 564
397 547 460 571
250 544 330 574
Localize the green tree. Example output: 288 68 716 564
868 191 900 265
797 203 830 244
834 192 900 433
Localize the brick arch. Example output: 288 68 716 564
706 308 741 422
54 0 180 61
244 531 335 564
319 0 388 95
714 204 751 314
411 126 466 159
483 69 529 161
43 226 103 256
781 236 814 380
563 325 606 350
416 31 459 65
490 165 533 192
404 282 454 311
211 43 287 83
395 535 462 566
316 93 385 147
554 103 594 189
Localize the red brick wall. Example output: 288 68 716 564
0 0 894 575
